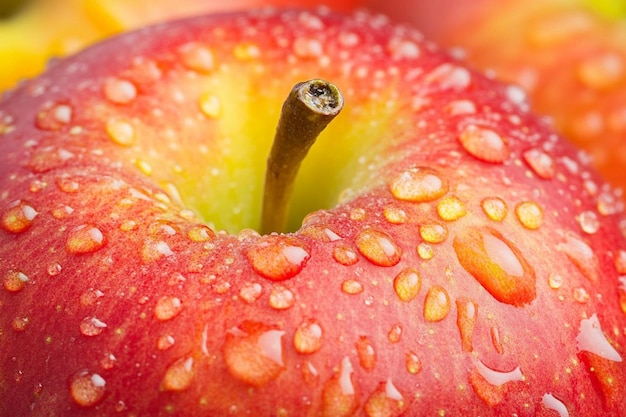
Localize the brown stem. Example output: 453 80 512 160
261 79 343 234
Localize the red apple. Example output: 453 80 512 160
1 7 625 417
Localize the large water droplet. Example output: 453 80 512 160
389 167 448 202
223 321 285 386
294 319 323 354
481 197 508 221
576 314 622 362
3 270 29 293
363 379 408 417
515 201 543 230
103 77 137 104
69 371 106 407
355 229 402 267
456 298 478 352
66 225 106 254
1 200 38 233
161 356 195 392
393 268 421 302
356 336 376 371
199 93 221 118
459 125 509 163
437 196 467 222
247 236 310 281
154 296 183 321
423 286 451 322
321 357 359 417
453 227 536 306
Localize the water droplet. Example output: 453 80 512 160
417 243 434 260
456 298 478 352
383 205 407 224
36 102 72 131
199 93 221 118
301 224 342 242
389 167 448 202
179 43 215 73
3 270 29 293
80 288 104 306
577 51 624 90
342 279 364 295
572 287 590 304
80 316 107 336
103 77 137 104
350 207 366 221
459 125 509 163
293 37 324 58
56 175 80 193
387 323 403 343
557 233 599 283
469 359 524 407
187 225 216 242
541 393 569 417
405 351 422 375
223 321 285 386
66 225 106 254
364 379 408 417
423 286 451 322
446 99 476 115
239 282 263 304
355 229 402 267
47 262 62 276
269 285 295 310
425 63 471 90
1 200 38 233
576 314 622 362
515 201 543 230
51 204 74 219
453 227 536 306
548 273 564 289
577 210 600 234
294 319 323 354
69 371 106 407
12 316 29 332
388 38 420 60
106 118 135 146
321 357 359 417
356 336 376 371
154 296 183 321
597 191 624 216
141 239 174 263
481 197 508 222
247 236 310 281
437 196 467 222
419 223 448 243
523 148 555 179
393 268 421 302
333 246 359 266
233 42 261 60
302 360 320 387
161 356 194 392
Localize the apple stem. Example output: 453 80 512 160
261 79 344 234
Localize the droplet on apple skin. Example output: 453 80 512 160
423 285 451 322
65 225 106 254
356 336 377 371
389 167 448 202
293 318 324 354
246 236 310 281
1 200 38 233
154 296 183 321
321 356 359 417
456 298 478 352
458 125 510 163
35 102 72 131
103 77 137 105
355 228 402 267
481 197 508 221
523 148 556 179
363 379 408 417
393 267 421 302
333 245 360 266
515 201 544 230
161 356 195 392
69 371 106 407
3 270 29 293
437 196 467 222
79 316 107 337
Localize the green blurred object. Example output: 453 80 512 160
0 0 31 19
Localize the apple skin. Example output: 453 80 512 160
365 0 626 198
1 7 626 417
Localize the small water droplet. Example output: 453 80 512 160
572 286 590 304
269 285 295 310
80 316 107 336
481 197 508 222
103 77 137 104
301 224 342 242
437 196 467 222
233 42 261 60
423 286 451 322
425 63 471 90
615 250 626 274
187 225 216 242
355 229 402 267
3 270 29 293
389 167 448 202
154 296 183 321
199 93 221 118
293 37 324 58
388 38 420 60
350 207 366 221
456 298 478 352
419 223 448 243
342 279 364 295
141 239 174 263
106 118 135 146
56 175 80 193
523 148 555 179
405 351 422 375
383 205 407 224
459 125 509 163
223 321 286 386
47 262 62 276
157 334 176 351
294 319 323 354
446 99 476 115
557 233 599 283
69 371 106 407
597 191 624 216
577 210 600 234
247 236 310 281
239 282 263 304
1 200 38 233
36 102 72 131
52 204 74 219
161 356 195 392
356 336 376 371
548 273 564 289
393 268 421 302
80 288 104 306
333 246 359 266
417 243 434 260
66 225 106 254
12 316 29 332
364 379 407 417
179 43 215 73
515 201 543 230
321 357 358 416
453 227 536 306
387 323 403 343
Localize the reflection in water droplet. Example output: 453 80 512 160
36 102 72 131
557 233 599 283
393 268 421 302
106 119 135 146
572 287 590 304
515 201 543 230
157 334 176 351
239 282 263 304
1 200 38 233
269 285 295 310
103 77 137 104
542 393 569 417
154 296 183 321
179 43 215 73
437 196 467 222
342 279 364 295
47 262 62 276
577 210 600 234
419 223 448 243
491 327 504 355
459 125 509 163
223 321 286 387
425 63 471 90
364 379 408 417
383 205 407 224
423 286 451 322
453 227 536 306
405 351 422 375
481 197 508 222
69 371 106 407
456 298 478 352
199 93 221 118
389 167 448 202
548 273 564 289
333 246 359 266
294 319 323 354
387 324 403 343
3 270 29 293
66 225 106 254
355 229 402 267
161 357 195 392
321 357 358 417
469 358 524 407
417 243 434 260
523 148 555 179
356 336 376 371
80 316 107 336
576 314 622 362
247 236 310 281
